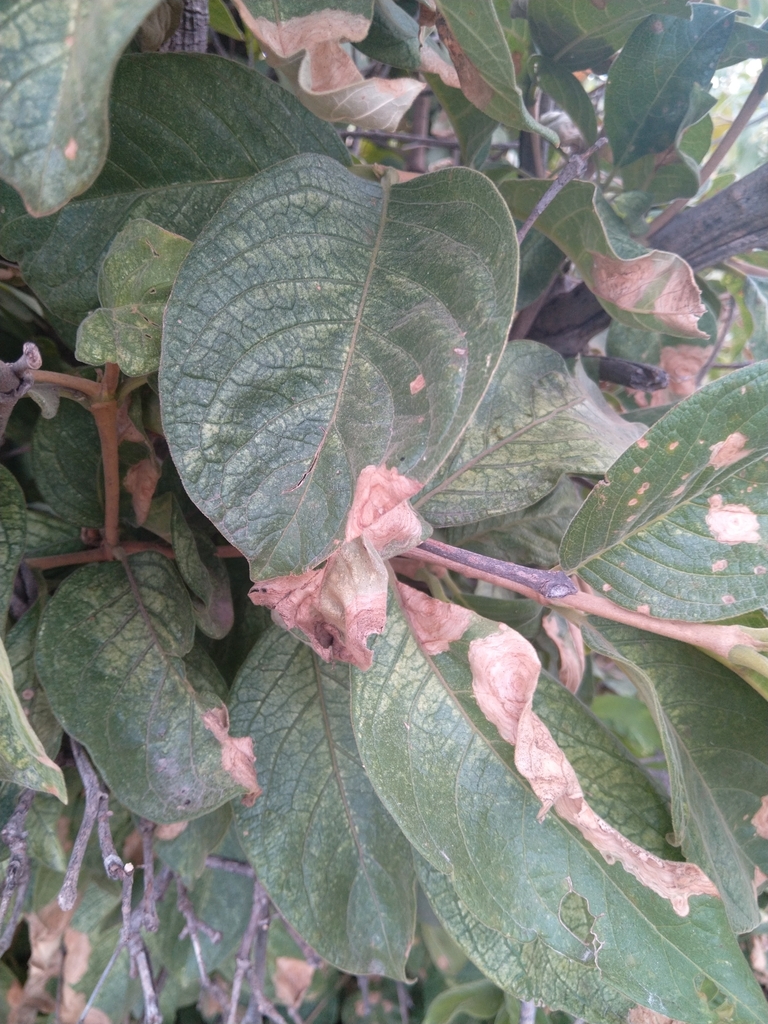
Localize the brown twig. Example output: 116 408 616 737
0 789 35 957
139 819 160 932
646 62 768 240
206 854 255 876
91 408 120 550
176 877 224 1000
70 740 124 881
58 756 103 910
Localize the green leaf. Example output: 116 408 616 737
31 399 103 528
76 220 192 377
161 155 517 578
434 1 557 143
425 74 499 169
449 593 543 639
5 604 61 759
589 694 661 759
500 179 707 338
424 979 504 1024
0 633 66 800
230 627 416 978
527 0 690 72
352 590 768 1022
209 0 244 40
585 619 768 934
605 5 734 168
0 0 161 216
414 343 640 526
0 53 349 339
744 277 768 362
357 0 421 70
441 477 583 569
0 464 25 632
24 507 83 559
532 58 597 146
560 363 768 621
35 552 258 822
155 804 232 887
717 20 768 68
169 497 234 640
516 228 563 310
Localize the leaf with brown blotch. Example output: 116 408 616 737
202 706 261 806
273 957 315 1009
123 458 161 526
397 584 473 655
753 796 768 839
232 2 424 131
468 621 719 916
250 465 430 668
542 612 585 693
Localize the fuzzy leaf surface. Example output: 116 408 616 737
35 553 256 822
31 399 103 528
415 342 640 527
0 464 25 631
161 155 517 578
527 0 690 71
351 590 768 1023
605 4 734 167
584 619 768 935
501 180 705 338
0 0 161 216
0 53 349 339
560 363 768 620
230 627 416 978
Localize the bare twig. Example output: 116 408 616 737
397 982 411 1024
58 760 102 910
519 1001 537 1024
176 877 224 1002
76 941 126 1024
517 138 609 245
139 819 160 932
0 788 35 956
69 740 124 881
228 878 268 1024
339 129 516 154
120 863 135 944
206 854 255 876
358 977 371 1017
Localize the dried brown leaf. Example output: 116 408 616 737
155 820 189 841
469 624 720 916
202 706 261 806
398 583 472 654
627 1009 685 1024
273 956 315 1009
752 795 768 839
542 612 585 693
123 458 161 525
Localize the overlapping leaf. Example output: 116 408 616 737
0 464 25 631
527 0 690 72
31 399 103 527
230 627 416 978
560 363 768 620
35 552 259 822
5 604 61 760
501 179 706 338
351 589 767 1022
161 155 517 578
0 53 349 340
533 58 597 146
605 4 734 167
0 0 161 216
426 74 499 169
415 342 641 527
76 219 192 377
585 619 768 934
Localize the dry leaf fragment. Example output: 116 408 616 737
659 344 713 398
398 583 472 654
273 956 315 1009
709 431 753 469
123 458 161 525
202 706 261 806
251 465 429 668
155 820 189 841
627 1009 685 1024
468 623 719 916
542 612 585 693
752 794 768 838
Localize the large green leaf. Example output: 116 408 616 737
161 155 517 579
532 57 597 146
0 53 349 340
5 603 61 759
230 627 416 978
560 363 768 621
414 342 640 527
31 398 103 528
440 477 582 569
35 552 257 822
76 219 192 377
605 4 734 168
434 1 557 143
527 0 690 72
585 619 768 935
501 179 706 338
717 21 768 68
0 633 66 800
0 464 25 632
0 0 161 216
351 589 768 1023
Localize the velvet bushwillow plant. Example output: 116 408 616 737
0 2 768 1023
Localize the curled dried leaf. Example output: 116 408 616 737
123 458 161 526
155 820 189 841
542 612 585 693
398 584 472 654
469 624 720 916
273 956 315 1009
202 706 261 806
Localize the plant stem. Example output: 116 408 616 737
91 410 120 549
32 369 102 399
26 541 175 571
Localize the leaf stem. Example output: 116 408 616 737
31 369 102 399
26 541 175 571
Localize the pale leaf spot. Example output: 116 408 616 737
626 514 637 522
155 821 188 841
64 138 78 160
722 594 736 605
64 34 74 46
398 584 472 654
628 498 638 506
668 441 679 450
752 795 768 839
628 1009 684 1024
755 566 767 574
602 583 612 592
202 707 261 806
453 347 467 356
709 431 753 469
706 494 761 544
633 466 641 473
711 560 728 572
637 437 649 449
21 688 34 700
409 373 426 396
637 482 650 494
671 485 685 497
636 604 651 615
274 958 315 1009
